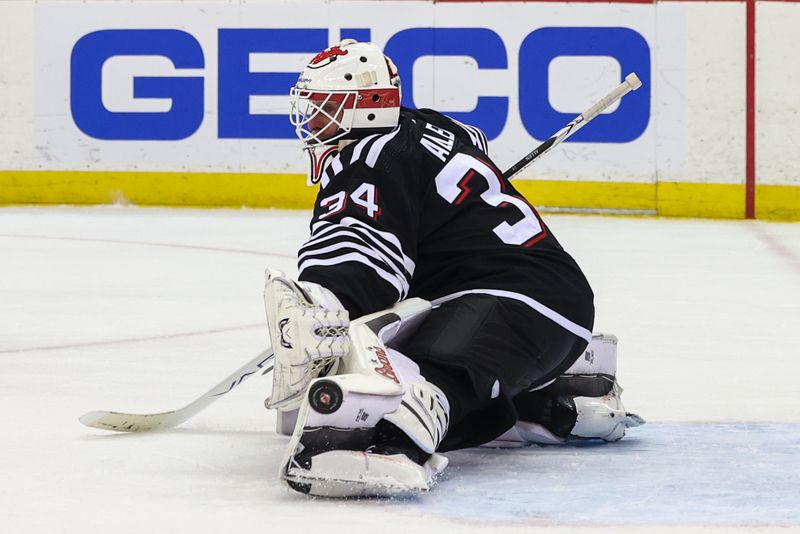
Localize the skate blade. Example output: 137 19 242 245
284 450 443 498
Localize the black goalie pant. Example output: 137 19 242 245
392 293 591 451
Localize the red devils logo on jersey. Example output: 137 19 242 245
310 46 349 66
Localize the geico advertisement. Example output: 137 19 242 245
34 2 683 180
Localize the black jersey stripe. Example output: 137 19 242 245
300 229 409 280
365 126 401 168
329 152 344 175
298 243 408 296
339 217 416 274
301 225 411 292
349 134 381 165
309 222 407 272
327 225 410 277
299 251 407 298
450 117 489 155
468 124 489 154
299 234 410 291
452 117 480 147
311 218 415 276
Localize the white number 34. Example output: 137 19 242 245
319 183 381 220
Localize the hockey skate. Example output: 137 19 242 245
485 333 645 447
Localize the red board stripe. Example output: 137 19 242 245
434 0 758 3
746 0 756 219
435 0 654 3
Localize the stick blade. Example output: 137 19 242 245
79 410 175 432
625 73 642 91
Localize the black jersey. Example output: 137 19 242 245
297 107 594 342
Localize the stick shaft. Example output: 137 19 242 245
79 347 274 432
502 73 642 180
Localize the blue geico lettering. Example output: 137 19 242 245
70 27 650 143
385 28 508 141
520 27 650 143
218 29 327 139
71 29 205 140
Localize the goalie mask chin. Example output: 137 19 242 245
289 39 401 186
306 144 341 186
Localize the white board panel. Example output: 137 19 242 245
757 1 800 186
0 0 768 188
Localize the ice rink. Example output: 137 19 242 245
1 206 798 533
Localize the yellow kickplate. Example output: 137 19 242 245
1 171 797 220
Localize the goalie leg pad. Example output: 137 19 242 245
491 384 643 447
285 449 449 498
531 332 619 396
564 332 619 376
326 309 450 455
489 333 644 447
376 349 450 455
566 333 645 441
280 372 448 497
279 319 450 497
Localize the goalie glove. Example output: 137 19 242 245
264 269 350 411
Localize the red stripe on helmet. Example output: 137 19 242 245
306 92 358 107
356 88 401 109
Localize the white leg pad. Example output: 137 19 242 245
278 373 404 490
277 304 451 497
484 332 644 447
564 332 618 376
285 450 449 497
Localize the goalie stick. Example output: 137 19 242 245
78 298 429 433
79 348 274 432
502 73 642 180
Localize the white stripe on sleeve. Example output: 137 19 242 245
311 218 416 276
298 235 410 294
350 134 380 165
299 252 405 298
340 217 416 275
365 127 400 168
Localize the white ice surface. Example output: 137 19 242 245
1 207 799 533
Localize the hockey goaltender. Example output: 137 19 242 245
264 39 644 498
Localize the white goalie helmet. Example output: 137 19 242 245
290 39 401 183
